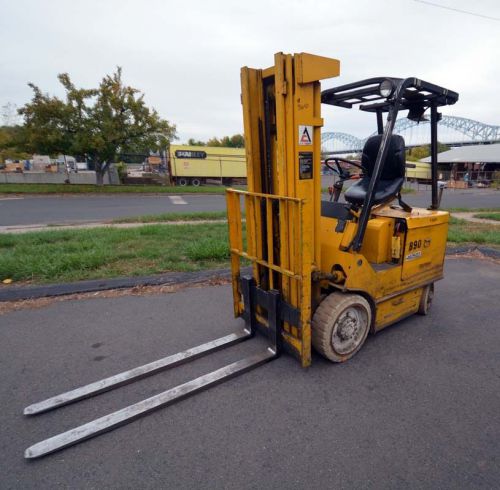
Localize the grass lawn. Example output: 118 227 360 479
472 212 500 221
0 183 235 195
448 216 500 246
112 211 227 223
0 223 232 284
1 216 498 285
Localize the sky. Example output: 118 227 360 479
1 0 499 142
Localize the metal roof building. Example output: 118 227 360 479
421 143 500 163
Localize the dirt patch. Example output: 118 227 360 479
446 248 500 265
0 276 231 315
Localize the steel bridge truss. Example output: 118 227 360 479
322 116 500 152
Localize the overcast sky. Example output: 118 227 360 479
1 0 499 142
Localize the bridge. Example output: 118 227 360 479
321 116 500 154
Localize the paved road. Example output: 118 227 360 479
1 258 499 489
0 187 498 226
0 194 228 226
400 186 499 209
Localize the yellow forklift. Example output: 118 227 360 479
24 52 458 458
227 52 458 366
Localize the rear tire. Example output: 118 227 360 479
417 283 434 315
191 178 201 187
177 177 188 186
312 293 372 363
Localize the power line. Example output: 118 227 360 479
414 0 500 21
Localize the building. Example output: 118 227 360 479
421 143 500 187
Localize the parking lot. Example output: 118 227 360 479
1 258 499 489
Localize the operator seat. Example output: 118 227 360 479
344 134 406 206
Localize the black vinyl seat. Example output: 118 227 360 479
345 134 406 206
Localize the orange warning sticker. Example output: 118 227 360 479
298 125 313 145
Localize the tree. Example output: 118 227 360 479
206 134 244 148
0 125 30 162
187 138 206 146
406 142 448 162
19 68 177 184
227 134 245 148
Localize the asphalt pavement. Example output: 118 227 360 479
404 186 499 209
0 194 227 226
1 258 499 489
0 187 498 227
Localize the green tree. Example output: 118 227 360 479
206 134 244 148
187 138 206 146
228 134 245 148
0 125 30 163
406 142 448 162
206 137 222 147
19 68 177 184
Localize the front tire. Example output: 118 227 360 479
417 283 434 315
312 293 372 362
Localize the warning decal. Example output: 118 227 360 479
298 152 313 180
298 125 313 146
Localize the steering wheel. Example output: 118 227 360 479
324 157 367 202
324 157 366 176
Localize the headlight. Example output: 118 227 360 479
379 79 394 98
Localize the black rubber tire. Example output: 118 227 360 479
312 293 372 363
191 178 201 187
417 283 434 315
177 177 188 186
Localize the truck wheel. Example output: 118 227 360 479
417 283 434 315
312 293 371 363
177 177 188 186
191 178 201 187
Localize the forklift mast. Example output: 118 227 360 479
227 53 340 366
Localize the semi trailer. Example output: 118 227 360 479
168 145 246 186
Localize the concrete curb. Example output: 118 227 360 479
0 248 497 302
0 268 251 302
0 219 227 234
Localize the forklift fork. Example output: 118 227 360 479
24 277 281 459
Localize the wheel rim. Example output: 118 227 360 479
331 305 369 355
